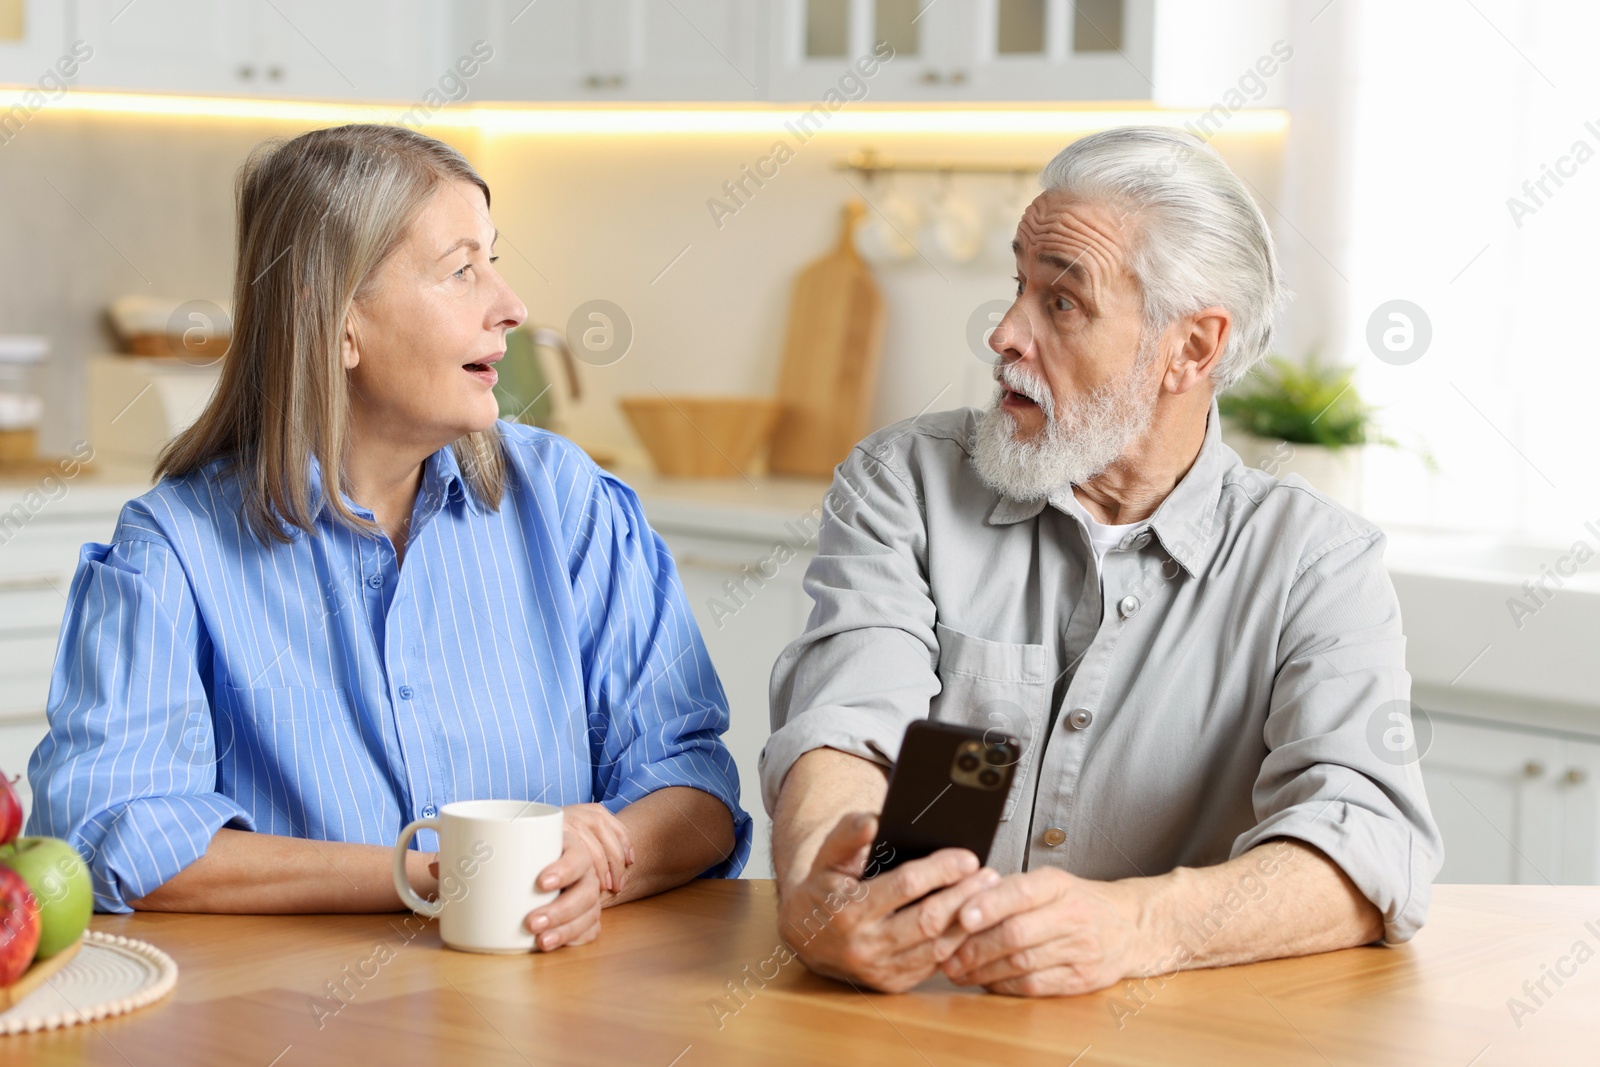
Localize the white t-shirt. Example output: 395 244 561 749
1083 513 1141 567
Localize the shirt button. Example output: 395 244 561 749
366 573 382 589
397 684 414 700
421 804 437 818
1068 708 1094 730
1042 827 1067 847
1118 595 1141 618
1132 531 1152 549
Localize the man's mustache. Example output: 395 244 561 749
995 362 1055 419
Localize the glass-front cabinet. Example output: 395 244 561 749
767 0 1153 102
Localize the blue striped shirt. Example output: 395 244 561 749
27 422 750 912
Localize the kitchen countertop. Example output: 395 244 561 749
616 466 832 542
33 880 1594 1064
0 460 150 519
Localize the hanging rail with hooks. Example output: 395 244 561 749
835 148 1045 176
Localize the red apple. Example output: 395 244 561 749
0 838 93 959
0 867 39 985
0 773 22 848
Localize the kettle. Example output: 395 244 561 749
496 325 581 430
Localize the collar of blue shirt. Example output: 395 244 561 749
983 398 1230 578
301 439 487 534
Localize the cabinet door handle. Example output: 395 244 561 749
1523 760 1546 778
1565 767 1589 786
237 64 256 80
266 65 284 82
947 69 968 85
920 69 942 84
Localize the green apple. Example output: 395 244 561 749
0 837 92 959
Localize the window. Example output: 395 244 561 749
1343 0 1597 542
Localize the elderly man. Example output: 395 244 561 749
760 126 1442 998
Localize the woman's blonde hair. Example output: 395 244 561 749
157 123 506 544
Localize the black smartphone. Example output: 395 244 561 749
869 719 1019 878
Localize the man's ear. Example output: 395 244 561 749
340 310 360 371
1162 306 1230 395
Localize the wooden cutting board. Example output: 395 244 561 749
767 200 885 477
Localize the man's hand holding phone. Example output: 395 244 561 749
777 811 1000 994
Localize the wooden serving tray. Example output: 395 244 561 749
0 939 81 1009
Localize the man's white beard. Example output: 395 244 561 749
972 335 1160 501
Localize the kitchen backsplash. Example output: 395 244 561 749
2 112 1283 466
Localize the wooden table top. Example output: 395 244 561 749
2 881 1594 1065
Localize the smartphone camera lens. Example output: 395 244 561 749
979 768 1001 787
984 744 1012 766
956 752 980 772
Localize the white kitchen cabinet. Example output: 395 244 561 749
67 0 448 101
669 535 815 879
0 483 135 816
966 0 1157 102
631 0 762 100
1421 715 1563 885
69 1 256 96
1421 712 1600 885
448 0 592 101
455 0 760 102
0 0 70 84
249 0 450 102
45 0 1284 106
766 0 1155 102
765 0 948 101
1559 736 1600 884
630 472 829 878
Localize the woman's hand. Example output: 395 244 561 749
523 828 603 951
562 802 635 899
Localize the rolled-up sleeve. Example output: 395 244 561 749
1230 528 1445 944
760 440 941 816
573 468 751 877
26 534 252 914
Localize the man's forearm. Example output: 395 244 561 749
1128 839 1383 974
611 786 736 904
771 747 889 889
129 828 438 913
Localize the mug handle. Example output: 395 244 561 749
393 817 443 917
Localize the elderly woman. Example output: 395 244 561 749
27 125 749 950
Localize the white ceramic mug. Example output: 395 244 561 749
392 799 564 954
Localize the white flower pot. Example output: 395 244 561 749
1222 429 1364 513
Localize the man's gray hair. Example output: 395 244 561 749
1039 126 1286 389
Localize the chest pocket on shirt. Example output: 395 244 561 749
930 623 1048 821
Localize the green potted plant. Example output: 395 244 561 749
1218 355 1398 511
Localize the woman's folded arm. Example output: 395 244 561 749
127 828 439 913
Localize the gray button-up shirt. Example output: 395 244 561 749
761 401 1443 943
